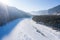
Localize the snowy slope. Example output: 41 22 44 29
2 19 60 40
0 18 23 40
0 3 31 26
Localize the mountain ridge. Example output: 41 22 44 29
31 5 60 15
0 3 31 26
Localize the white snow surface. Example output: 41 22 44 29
2 19 60 40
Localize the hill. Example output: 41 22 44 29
32 5 60 31
31 5 60 15
0 3 31 26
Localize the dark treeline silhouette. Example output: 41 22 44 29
32 5 60 31
32 15 60 31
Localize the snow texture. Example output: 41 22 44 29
0 19 60 40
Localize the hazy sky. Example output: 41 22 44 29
7 0 60 12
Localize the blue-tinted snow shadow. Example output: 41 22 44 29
0 18 23 39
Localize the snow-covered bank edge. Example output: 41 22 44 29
2 19 60 40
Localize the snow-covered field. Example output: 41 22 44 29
0 18 60 40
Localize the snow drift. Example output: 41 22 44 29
2 19 60 40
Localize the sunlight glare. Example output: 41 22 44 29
0 0 9 5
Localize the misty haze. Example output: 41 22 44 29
0 0 60 40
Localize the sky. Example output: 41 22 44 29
1 0 60 12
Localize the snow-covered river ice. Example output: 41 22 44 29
0 18 60 40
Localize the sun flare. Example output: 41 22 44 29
0 0 9 4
